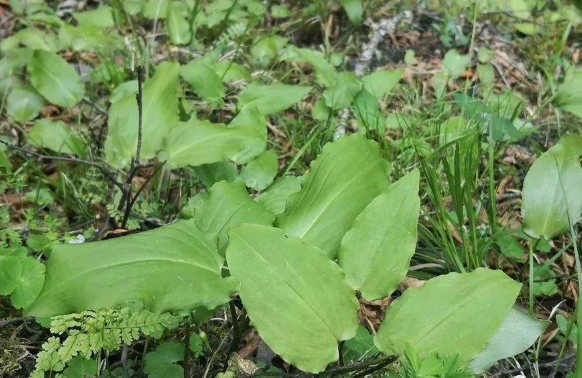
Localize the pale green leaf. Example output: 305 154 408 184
350 89 384 132
181 60 225 104
338 169 420 300
144 342 184 378
553 68 582 119
74 5 115 28
161 108 266 168
105 62 180 168
343 325 378 363
194 161 238 188
166 2 191 45
374 268 521 365
239 84 312 116
63 357 97 378
27 119 86 158
288 47 337 87
522 134 582 239
195 180 275 253
0 148 11 171
241 150 278 191
25 220 237 316
468 307 549 373
226 224 359 373
0 255 46 309
276 134 390 259
211 61 250 82
361 68 404 98
28 50 84 107
442 49 470 79
6 86 45 123
251 35 288 67
256 176 302 215
271 4 291 18
323 72 362 110
340 0 363 25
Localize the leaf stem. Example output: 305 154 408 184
570 224 582 378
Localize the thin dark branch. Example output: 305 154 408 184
135 66 144 167
0 139 123 190
0 317 34 329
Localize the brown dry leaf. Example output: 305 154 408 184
503 145 535 165
358 296 391 332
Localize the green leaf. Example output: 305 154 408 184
162 108 266 168
343 325 378 363
74 5 115 28
189 334 204 357
166 1 191 45
290 47 337 87
239 84 312 116
374 268 521 365
271 4 292 18
361 68 404 98
226 224 359 373
144 342 184 378
105 62 180 168
181 60 225 104
211 61 250 82
323 72 362 110
350 89 384 132
553 68 582 119
276 134 390 259
256 176 302 215
468 307 549 373
63 357 97 378
241 150 278 191
251 35 288 67
340 0 363 25
0 255 46 309
532 264 558 296
442 49 470 79
496 233 524 258
28 50 84 107
338 169 420 300
27 119 86 158
194 161 238 188
195 180 274 254
0 148 11 171
6 86 45 123
522 134 582 239
25 220 237 317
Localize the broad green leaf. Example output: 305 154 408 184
241 150 278 191
0 28 58 52
28 50 84 107
211 61 250 82
162 108 266 168
0 255 46 309
74 5 115 28
105 62 180 168
361 68 404 98
181 60 225 104
350 89 384 132
288 47 337 87
374 268 521 364
0 148 11 171
194 161 238 188
63 357 97 378
144 342 184 378
343 325 378 363
442 49 470 79
110 80 138 103
166 1 191 45
323 72 362 110
340 0 363 25
251 35 288 67
553 68 582 119
468 307 549 373
522 134 582 239
59 24 123 53
338 169 420 300
276 134 390 259
256 176 302 215
531 264 558 296
271 4 292 18
226 224 359 373
25 220 237 316
6 86 45 123
239 84 312 116
496 233 524 258
27 119 86 158
195 180 274 253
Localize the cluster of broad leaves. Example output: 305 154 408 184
20 133 550 374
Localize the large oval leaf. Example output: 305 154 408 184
238 84 312 116
553 68 582 119
522 134 582 239
374 268 521 364
26 220 237 317
194 180 275 254
468 307 549 373
105 62 180 168
28 50 84 107
276 133 390 259
161 108 266 168
27 119 86 158
338 169 420 300
226 224 359 373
